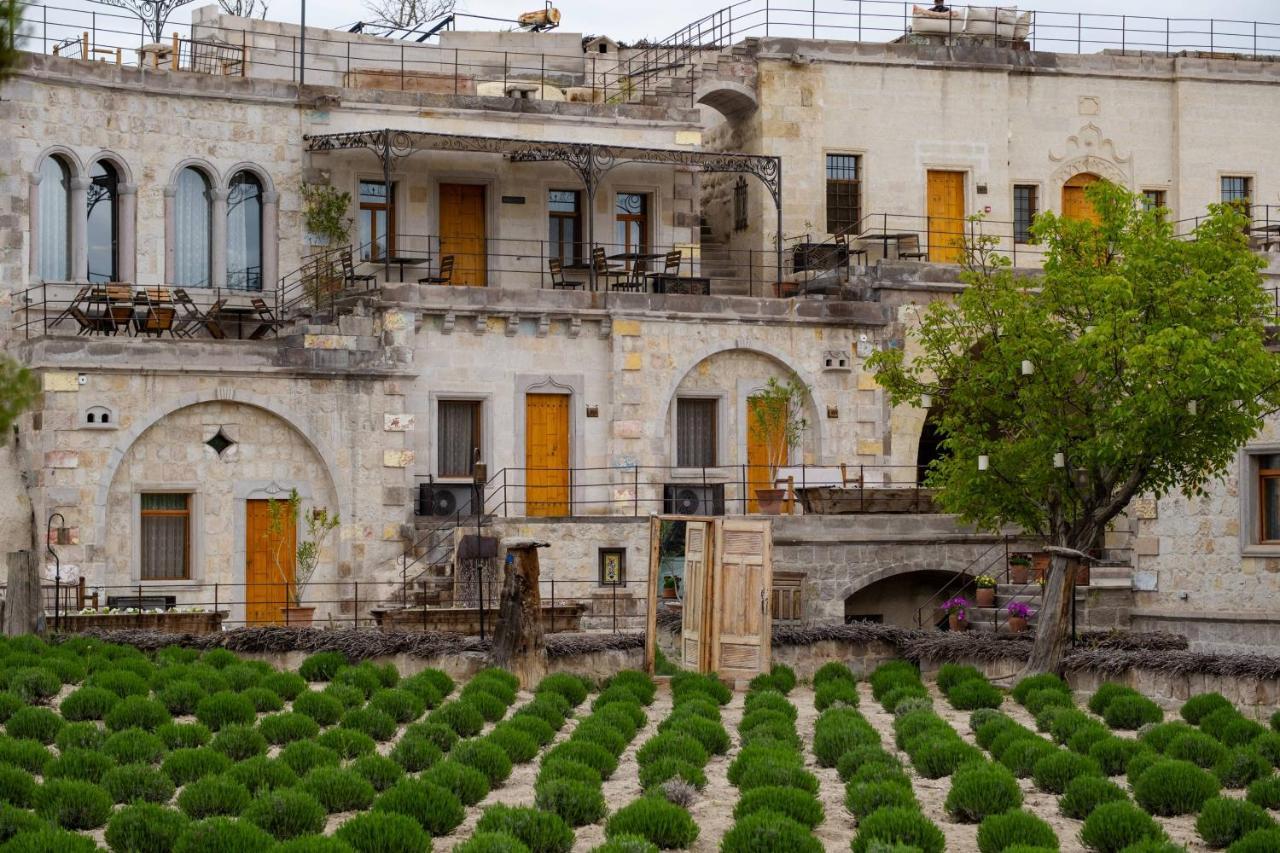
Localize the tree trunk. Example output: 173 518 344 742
491 540 548 688
1022 551 1076 675
4 551 41 637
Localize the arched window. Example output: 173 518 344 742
174 167 212 287
87 160 119 283
37 155 71 281
226 171 263 291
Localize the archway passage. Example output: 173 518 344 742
844 569 972 629
915 409 948 486
1062 173 1102 223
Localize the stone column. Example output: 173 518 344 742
70 177 89 282
117 183 137 284
211 188 229 289
262 190 280 292
163 186 177 284
28 172 41 281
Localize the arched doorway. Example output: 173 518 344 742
915 409 948 485
844 570 970 628
1062 173 1102 223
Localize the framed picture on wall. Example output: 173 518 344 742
599 548 626 586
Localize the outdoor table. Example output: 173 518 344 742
386 253 433 283
215 304 258 340
1251 224 1280 251
856 231 920 260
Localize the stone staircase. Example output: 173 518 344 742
699 220 752 296
966 560 1132 634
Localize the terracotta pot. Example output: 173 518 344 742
976 587 995 607
948 613 967 632
1009 562 1030 584
281 606 315 627
1007 616 1028 634
662 586 677 600
755 488 787 515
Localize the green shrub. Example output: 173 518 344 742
86 669 149 699
945 762 1022 822
999 737 1057 778
844 779 917 820
1048 708 1094 745
34 779 113 829
0 736 48 773
1126 749 1163 789
156 681 209 716
813 661 857 687
546 741 618 779
103 726 167 765
1088 683 1136 716
261 671 307 701
464 677 518 710
390 734 443 772
911 735 984 779
1103 695 1163 730
396 675 444 710
200 649 240 670
463 690 508 723
349 754 404 794
105 801 189 853
989 728 1036 761
1011 673 1070 705
403 720 460 754
195 692 256 731
340 707 399 742
660 714 729 756
814 709 877 766
454 834 533 853
671 672 732 706
42 747 115 783
370 688 426 724
163 747 232 786
668 696 719 723
333 665 381 699
733 785 823 828
536 673 589 708
1214 746 1272 788
242 788 326 840
0 801 44 844
975 809 1059 853
1089 737 1147 777
948 680 1004 711
421 758 488 805
300 766 376 814
1025 687 1075 718
414 668 455 699
103 695 170 733
102 762 175 804
173 817 276 853
1133 758 1221 816
973 715 1020 750
836 746 900 782
868 661 919 697
734 756 818 794
1140 720 1196 752
1079 801 1166 853
1031 749 1102 794
323 682 365 710
1182 693 1234 726
0 827 99 853
639 731 710 770
1060 775 1129 820
270 837 353 853
291 691 342 727
720 810 822 853
1166 731 1227 768
334 812 431 853
1196 797 1276 848
488 725 541 764
1068 722 1114 756
815 679 862 712
590 836 658 853
1229 829 1280 853
1220 717 1268 749
593 702 645 737
937 663 984 693
5 706 62 744
637 757 706 791
279 741 341 777
1246 776 1280 810
210 724 267 761
454 738 514 785
1254 732 1280 768
477 804 575 853
225 755 298 795
604 797 697 850
880 684 929 714
431 701 486 738
0 765 34 808
504 715 554 750
298 652 347 682
55 721 105 753
259 712 320 746
158 722 211 750
1201 708 1248 742
239 687 284 714
60 686 119 721
534 778 607 827
177 774 252 819
850 806 944 853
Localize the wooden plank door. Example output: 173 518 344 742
927 170 966 263
525 393 570 517
439 183 487 286
1062 173 1101 223
680 520 712 671
746 396 786 513
245 499 295 626
709 517 772 680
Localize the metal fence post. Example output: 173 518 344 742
353 581 359 628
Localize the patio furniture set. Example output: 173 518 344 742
548 248 711 294
55 284 282 340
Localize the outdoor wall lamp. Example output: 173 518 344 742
920 393 932 409
1053 452 1066 468
977 455 990 471
1021 359 1035 376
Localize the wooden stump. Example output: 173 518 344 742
491 539 549 688
4 551 40 637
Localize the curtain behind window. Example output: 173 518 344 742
38 157 70 281
175 168 211 286
439 401 479 477
677 399 717 467
141 493 189 580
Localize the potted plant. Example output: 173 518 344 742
1006 601 1034 633
1008 554 1031 584
662 575 679 600
974 574 997 607
940 596 969 632
267 489 340 627
750 377 810 515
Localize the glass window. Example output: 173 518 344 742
1260 454 1280 543
358 180 394 261
439 400 481 478
1013 184 1038 243
614 193 648 256
141 493 190 580
599 548 626 586
174 167 212 287
548 190 581 266
87 160 119 283
733 177 748 232
1222 176 1252 205
676 398 717 468
37 156 71 281
227 171 263 291
826 154 861 235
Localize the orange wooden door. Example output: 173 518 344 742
439 183 487 286
1062 173 1101 223
746 396 786 513
526 394 570 517
245 499 295 626
927 170 966 263
710 517 772 680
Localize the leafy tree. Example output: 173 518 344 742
868 182 1280 674
1 0 20 75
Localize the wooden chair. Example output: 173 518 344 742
340 249 377 290
68 306 105 335
171 288 206 338
547 258 583 290
146 287 173 306
142 305 176 337
202 298 228 340
591 247 625 290
248 298 282 340
50 286 91 330
611 258 648 293
418 255 454 286
835 232 868 266
897 234 927 260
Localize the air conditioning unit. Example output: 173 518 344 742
663 483 725 516
417 481 483 518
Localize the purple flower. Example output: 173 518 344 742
1006 601 1035 619
940 597 970 620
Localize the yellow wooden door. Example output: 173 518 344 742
746 396 786 513
246 499 295 626
440 183 487 286
680 520 711 671
526 394 570 516
927 170 966 263
709 517 772 680
1062 173 1101 224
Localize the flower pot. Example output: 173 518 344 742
662 586 677 600
281 606 315 627
755 488 787 515
976 587 995 607
948 613 967 632
1007 616 1028 634
1009 562 1030 584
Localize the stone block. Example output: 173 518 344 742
304 334 357 350
338 315 374 337
43 371 79 393
856 438 883 456
44 450 78 469
383 450 415 468
382 524 400 541
623 353 643 371
613 420 643 439
384 413 415 431
856 372 879 391
1132 497 1158 519
613 319 641 337
1134 536 1160 556
382 486 409 506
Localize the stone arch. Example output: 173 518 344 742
1049 155 1131 213
166 158 221 188
695 80 758 120
838 564 980 628
32 145 85 179
222 161 275 193
86 149 135 186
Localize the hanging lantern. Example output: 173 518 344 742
1187 400 1197 416
1021 359 1035 376
1053 452 1065 468
977 455 990 471
921 393 932 409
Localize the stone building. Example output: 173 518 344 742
1 2 1278 647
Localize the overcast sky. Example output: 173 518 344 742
31 1 1280 45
